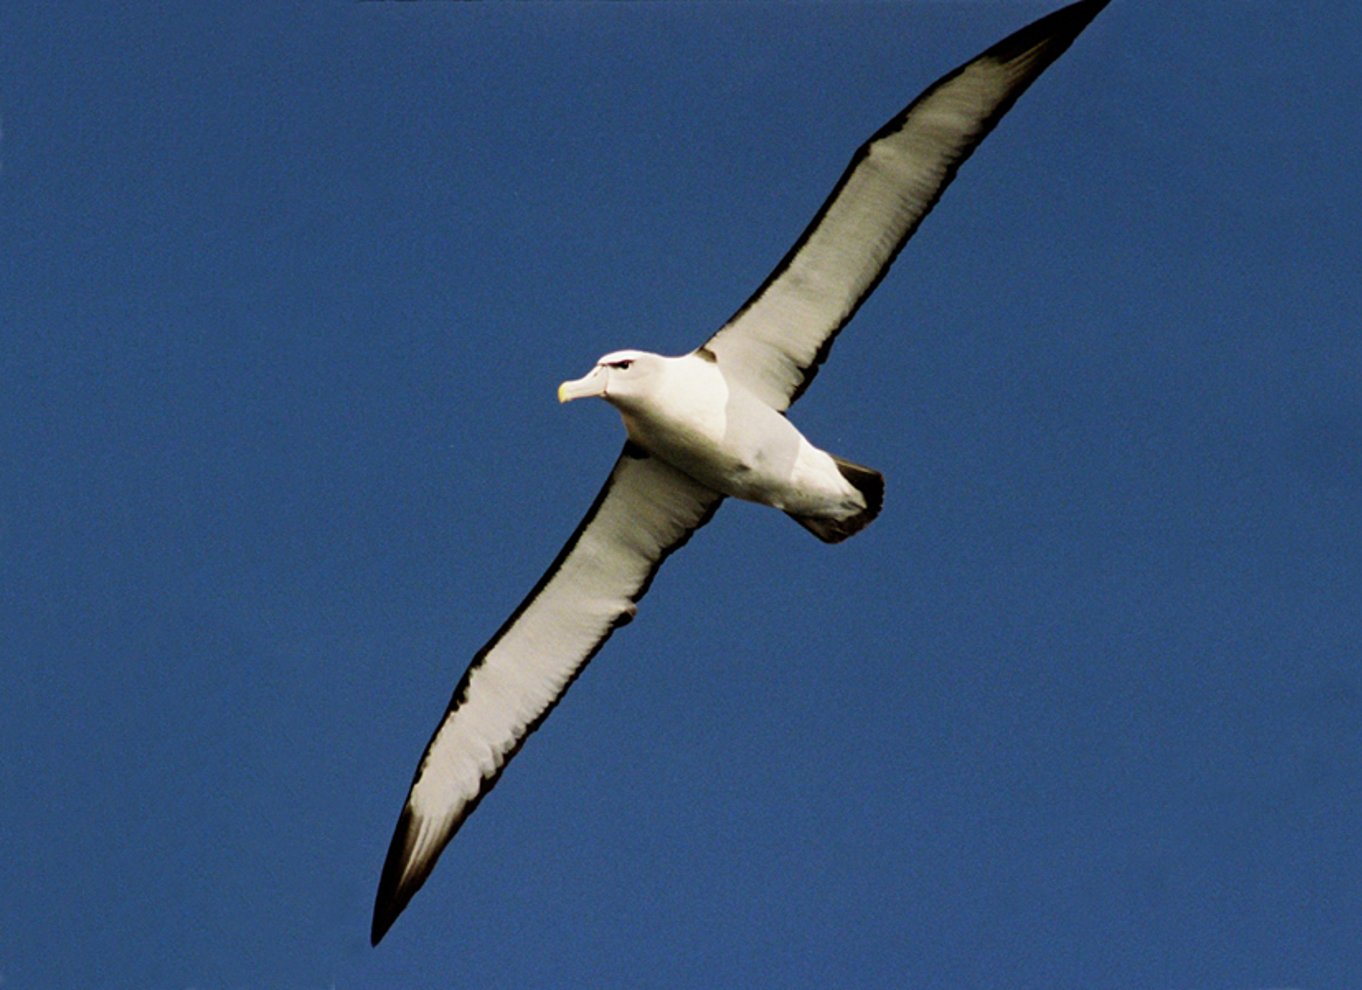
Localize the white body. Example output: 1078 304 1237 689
560 350 867 521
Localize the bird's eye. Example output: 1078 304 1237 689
614 360 633 370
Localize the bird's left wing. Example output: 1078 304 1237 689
702 0 1108 411
372 444 722 944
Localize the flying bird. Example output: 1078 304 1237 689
373 0 1109 945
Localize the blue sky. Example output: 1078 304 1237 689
3 2 1360 987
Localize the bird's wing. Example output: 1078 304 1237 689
702 0 1108 411
371 444 722 944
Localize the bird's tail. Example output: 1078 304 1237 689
786 456 884 544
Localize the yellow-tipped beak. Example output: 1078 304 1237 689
557 367 606 404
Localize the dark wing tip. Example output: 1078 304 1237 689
988 0 1111 64
371 806 435 946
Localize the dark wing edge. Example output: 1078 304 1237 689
371 443 723 945
702 0 1110 411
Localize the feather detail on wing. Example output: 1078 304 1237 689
371 444 722 944
703 0 1109 411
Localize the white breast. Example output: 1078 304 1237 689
616 353 861 515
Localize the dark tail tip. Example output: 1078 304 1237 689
834 456 884 521
787 457 884 543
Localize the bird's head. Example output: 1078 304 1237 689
557 350 663 407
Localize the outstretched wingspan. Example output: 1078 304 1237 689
372 446 722 944
374 0 1109 946
704 0 1109 411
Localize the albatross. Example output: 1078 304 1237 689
373 0 1109 944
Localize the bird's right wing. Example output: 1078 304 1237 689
372 443 722 944
702 0 1109 411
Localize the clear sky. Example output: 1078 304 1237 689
2 2 1360 987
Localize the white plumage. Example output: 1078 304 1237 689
559 349 873 524
372 0 1109 945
